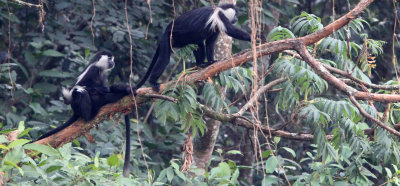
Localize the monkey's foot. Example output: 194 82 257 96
151 83 160 92
196 60 215 68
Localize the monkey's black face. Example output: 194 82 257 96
107 56 115 69
220 7 238 24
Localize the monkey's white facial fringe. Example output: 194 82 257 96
96 55 110 69
223 8 236 23
206 7 227 32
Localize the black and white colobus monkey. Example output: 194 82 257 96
134 3 263 92
36 50 133 177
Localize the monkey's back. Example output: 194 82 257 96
164 6 218 46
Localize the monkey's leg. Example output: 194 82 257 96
205 33 219 65
110 84 131 95
193 42 205 66
74 90 92 121
149 37 172 92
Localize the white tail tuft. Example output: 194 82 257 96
62 87 72 104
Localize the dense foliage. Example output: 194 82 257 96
1 0 400 185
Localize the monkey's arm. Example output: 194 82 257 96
218 12 251 41
110 84 130 94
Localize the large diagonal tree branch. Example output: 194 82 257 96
283 50 400 90
36 0 381 147
296 44 400 137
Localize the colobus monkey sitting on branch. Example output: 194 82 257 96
37 50 133 177
134 3 266 92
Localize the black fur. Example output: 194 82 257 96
134 3 257 92
36 50 133 177
122 115 131 177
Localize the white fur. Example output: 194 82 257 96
62 87 73 102
206 7 226 32
222 8 235 22
75 86 86 93
206 7 236 32
62 86 87 103
95 55 110 69
76 63 93 85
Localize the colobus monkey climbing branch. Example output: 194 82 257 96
134 3 265 92
36 50 133 177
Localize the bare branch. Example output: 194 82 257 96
283 50 399 91
237 78 286 115
349 96 400 137
200 104 331 141
10 0 42 7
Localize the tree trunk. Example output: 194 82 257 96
194 0 235 172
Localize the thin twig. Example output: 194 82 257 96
90 0 96 46
6 0 14 96
124 0 150 178
10 0 42 7
145 0 152 39
237 78 286 115
349 96 400 137
142 93 177 103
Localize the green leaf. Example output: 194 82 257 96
58 143 72 160
281 147 296 158
385 167 393 178
226 150 243 156
94 152 100 168
8 139 30 149
42 49 65 57
17 128 32 138
107 154 120 167
84 48 91 58
3 160 24 175
170 161 180 171
46 166 63 173
0 144 7 150
230 169 239 184
166 167 174 183
29 102 48 115
24 143 58 156
210 162 231 179
0 135 9 143
17 121 25 131
265 157 278 173
262 150 272 159
4 147 23 165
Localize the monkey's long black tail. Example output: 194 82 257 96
122 115 131 177
133 45 160 90
36 114 79 141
